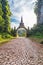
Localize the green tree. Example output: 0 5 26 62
34 0 41 15
11 27 17 37
29 24 43 36
11 28 14 36
26 27 29 37
0 16 4 32
34 0 42 23
0 0 4 32
0 3 3 16
1 0 11 32
13 27 17 37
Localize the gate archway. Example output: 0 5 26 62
17 28 26 37
17 17 27 37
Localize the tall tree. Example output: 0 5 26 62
11 27 17 37
26 27 29 37
34 0 42 24
1 0 11 32
0 0 4 32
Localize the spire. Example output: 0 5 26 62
17 16 27 30
21 16 23 23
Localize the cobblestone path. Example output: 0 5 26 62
0 38 43 65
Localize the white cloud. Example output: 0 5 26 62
23 11 37 29
10 22 19 29
8 0 37 29
17 7 37 29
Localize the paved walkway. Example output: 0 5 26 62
0 38 43 65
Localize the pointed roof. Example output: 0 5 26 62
21 16 23 23
17 17 27 30
20 16 24 27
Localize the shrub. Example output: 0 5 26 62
2 33 12 38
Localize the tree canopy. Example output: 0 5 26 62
0 0 11 33
34 0 41 16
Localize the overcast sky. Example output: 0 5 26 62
8 0 37 29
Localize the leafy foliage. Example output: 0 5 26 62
27 24 43 43
34 0 43 24
11 27 17 37
34 0 41 16
0 0 11 33
26 27 30 37
0 16 4 32
0 3 3 16
27 24 43 38
18 28 26 37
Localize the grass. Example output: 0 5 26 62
0 38 11 46
0 33 16 46
29 35 43 43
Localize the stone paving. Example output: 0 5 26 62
0 38 43 65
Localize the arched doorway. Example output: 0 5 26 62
17 17 27 37
17 28 26 37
